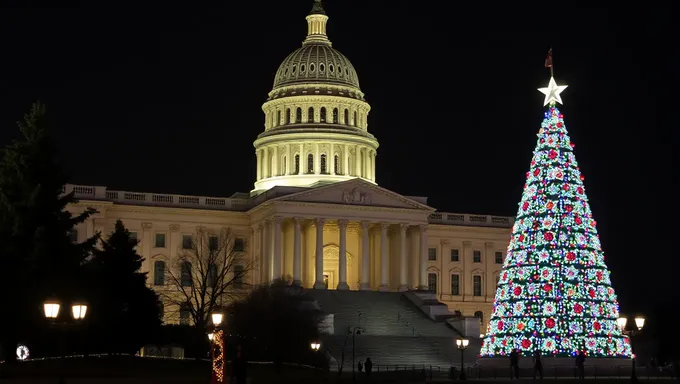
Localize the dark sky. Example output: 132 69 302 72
0 2 675 315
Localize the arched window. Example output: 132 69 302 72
320 107 327 123
180 303 191 325
181 262 192 287
207 264 218 288
307 154 314 174
332 108 339 123
344 109 349 124
308 107 314 123
320 154 327 174
154 260 166 286
294 154 300 174
276 110 281 126
334 154 340 174
285 108 291 124
295 107 302 123
474 311 484 326
353 111 357 126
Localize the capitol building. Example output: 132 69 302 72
66 1 513 332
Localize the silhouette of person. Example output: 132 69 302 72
533 350 543 380
365 357 373 376
510 349 520 379
575 351 586 380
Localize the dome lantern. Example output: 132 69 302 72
304 0 330 46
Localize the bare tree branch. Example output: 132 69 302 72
159 226 253 331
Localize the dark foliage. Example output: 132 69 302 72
227 282 324 367
86 220 162 354
0 102 97 361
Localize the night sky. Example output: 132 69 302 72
0 2 675 316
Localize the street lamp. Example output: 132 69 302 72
618 315 645 383
310 341 321 352
211 312 224 327
71 304 88 320
208 332 215 342
43 299 88 384
44 301 60 319
456 338 470 380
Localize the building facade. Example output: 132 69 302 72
66 1 513 331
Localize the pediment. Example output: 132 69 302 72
272 179 433 211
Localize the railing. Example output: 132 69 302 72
64 184 251 212
428 212 514 228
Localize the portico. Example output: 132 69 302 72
249 179 434 291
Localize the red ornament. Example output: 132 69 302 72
593 321 601 331
543 232 554 241
513 286 522 296
521 339 532 349
548 150 558 159
574 303 584 314
545 318 556 328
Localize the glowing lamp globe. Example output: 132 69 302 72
456 339 469 348
310 342 321 351
43 301 60 319
617 317 628 331
208 332 215 341
634 317 645 330
71 304 88 320
212 312 224 326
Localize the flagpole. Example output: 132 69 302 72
549 47 554 78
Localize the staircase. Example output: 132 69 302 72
305 290 481 370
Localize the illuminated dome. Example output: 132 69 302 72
273 44 360 90
252 0 378 194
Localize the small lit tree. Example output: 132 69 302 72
161 226 251 335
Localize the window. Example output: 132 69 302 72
344 109 349 124
495 251 503 264
276 110 281 126
234 264 245 288
428 247 437 261
154 260 166 286
353 111 357 126
334 155 340 174
181 262 192 287
473 275 482 296
427 273 437 293
308 107 314 123
233 238 245 252
295 107 302 123
209 236 219 251
68 229 78 243
155 233 166 248
450 249 459 262
182 235 193 249
320 107 327 123
179 303 191 325
474 311 484 326
307 154 314 174
320 154 327 174
451 274 460 295
473 250 481 263
332 108 339 123
207 264 218 288
294 154 300 174
285 108 291 124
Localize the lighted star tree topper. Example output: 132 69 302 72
479 51 631 358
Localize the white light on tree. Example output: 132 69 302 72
16 344 29 361
44 302 60 319
538 77 568 106
71 304 88 320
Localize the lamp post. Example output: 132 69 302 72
617 315 645 383
456 338 470 380
209 310 226 384
350 327 363 382
43 299 88 384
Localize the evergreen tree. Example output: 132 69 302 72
89 220 162 354
480 78 631 358
0 102 97 360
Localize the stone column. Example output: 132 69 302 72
337 219 349 290
272 216 282 281
418 225 429 289
314 143 320 175
330 144 336 175
398 223 409 291
256 150 262 180
273 146 279 177
485 242 494 298
355 146 361 177
378 223 389 291
313 218 326 289
293 217 302 286
263 219 271 283
462 241 472 297
299 143 304 173
141 222 152 274
344 144 349 176
359 221 371 290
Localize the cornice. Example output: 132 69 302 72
272 200 431 217
428 223 512 234
263 95 370 109
97 203 251 218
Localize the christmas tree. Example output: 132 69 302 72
479 70 632 358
